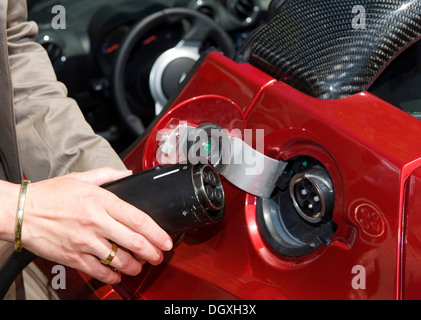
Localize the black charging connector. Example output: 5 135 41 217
102 163 225 238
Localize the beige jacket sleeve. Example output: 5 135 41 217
7 1 126 181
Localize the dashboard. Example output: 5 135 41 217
28 0 271 152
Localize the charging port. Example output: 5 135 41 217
256 156 337 257
290 166 334 224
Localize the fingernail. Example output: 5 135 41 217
163 239 173 251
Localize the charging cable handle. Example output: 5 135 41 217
102 163 225 238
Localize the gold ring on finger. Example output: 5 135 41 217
100 242 118 265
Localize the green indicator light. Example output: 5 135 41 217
203 142 211 152
302 161 308 167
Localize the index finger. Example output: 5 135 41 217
104 193 173 251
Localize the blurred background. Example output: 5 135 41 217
26 0 271 153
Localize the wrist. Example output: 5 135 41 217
0 181 21 243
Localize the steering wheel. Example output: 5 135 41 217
112 7 236 137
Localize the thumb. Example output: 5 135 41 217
71 167 133 186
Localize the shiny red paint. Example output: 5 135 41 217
141 95 246 170
119 51 421 299
402 167 421 299
38 51 421 300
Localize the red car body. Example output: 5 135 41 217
38 48 421 300
33 0 421 300
124 52 421 300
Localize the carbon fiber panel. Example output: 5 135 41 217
248 0 421 99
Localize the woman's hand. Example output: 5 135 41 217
9 168 173 284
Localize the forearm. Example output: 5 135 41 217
7 0 126 181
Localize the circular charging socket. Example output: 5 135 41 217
256 156 337 257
